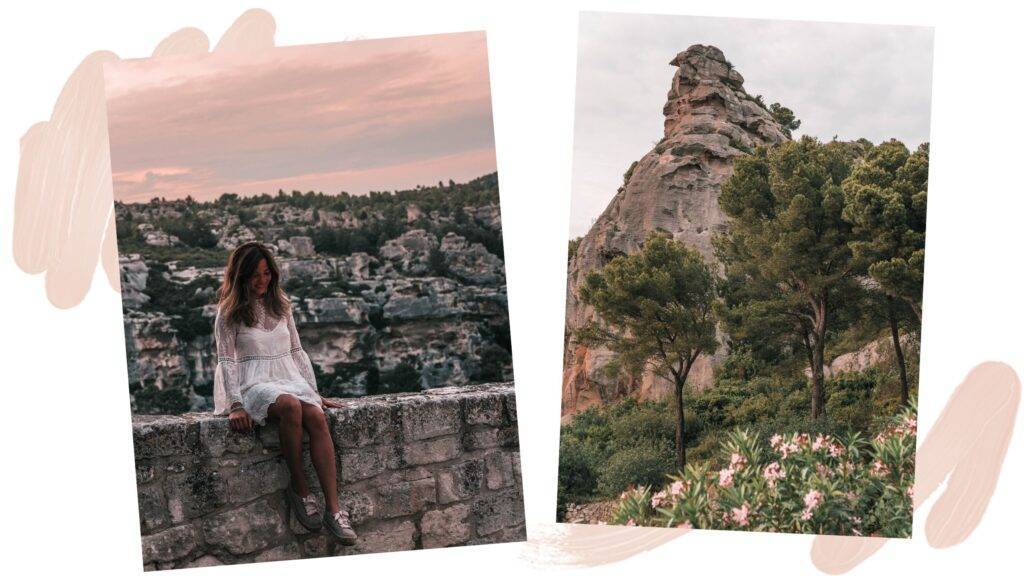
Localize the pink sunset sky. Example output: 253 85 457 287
104 32 496 203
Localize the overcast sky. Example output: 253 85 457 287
105 31 495 204
570 12 934 237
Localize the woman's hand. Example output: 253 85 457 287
228 407 253 432
320 396 344 409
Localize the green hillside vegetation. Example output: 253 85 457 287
559 137 927 529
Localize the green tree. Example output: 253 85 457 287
576 232 717 469
716 136 860 421
769 102 801 137
842 139 928 403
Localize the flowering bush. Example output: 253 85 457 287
612 402 917 536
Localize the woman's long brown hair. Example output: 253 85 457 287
217 241 290 327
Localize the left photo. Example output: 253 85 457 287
109 31 523 570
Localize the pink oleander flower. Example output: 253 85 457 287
903 416 917 434
907 485 915 499
828 442 845 458
731 503 751 527
651 490 667 508
779 441 800 459
845 491 857 503
626 518 636 526
678 521 693 530
718 467 735 487
801 489 822 521
812 435 828 451
796 433 810 447
763 461 785 488
872 460 890 476
770 434 783 448
669 480 686 496
730 452 747 470
815 462 831 478
852 516 862 525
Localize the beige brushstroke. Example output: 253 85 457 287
12 10 277 306
811 361 1020 573
528 361 1019 572
520 522 689 567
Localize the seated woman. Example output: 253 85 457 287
212 241 357 545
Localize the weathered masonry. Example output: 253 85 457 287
133 383 524 570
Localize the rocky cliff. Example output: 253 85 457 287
117 174 512 414
563 45 789 418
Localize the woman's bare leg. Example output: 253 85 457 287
301 402 340 514
267 394 310 497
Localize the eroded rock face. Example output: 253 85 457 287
563 45 789 418
119 207 510 411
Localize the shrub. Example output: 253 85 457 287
612 401 917 536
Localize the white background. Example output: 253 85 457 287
1 1 1021 575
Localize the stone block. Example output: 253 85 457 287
462 428 500 451
504 392 517 423
134 418 198 459
403 435 461 466
200 418 259 458
472 490 525 537
436 458 485 504
331 402 402 449
202 499 289 556
485 452 513 490
227 457 290 504
339 444 400 482
164 466 228 523
137 483 171 534
402 397 461 441
347 520 416 554
463 393 505 426
141 524 197 564
420 504 471 548
377 476 436 518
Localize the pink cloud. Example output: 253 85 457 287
105 31 496 203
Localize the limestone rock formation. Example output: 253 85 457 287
563 45 789 418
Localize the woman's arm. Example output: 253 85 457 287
214 309 251 430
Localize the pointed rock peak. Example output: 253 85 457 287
662 45 786 145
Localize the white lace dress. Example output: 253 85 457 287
212 298 323 425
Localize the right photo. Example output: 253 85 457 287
560 13 933 536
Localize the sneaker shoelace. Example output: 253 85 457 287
333 509 352 529
301 493 319 517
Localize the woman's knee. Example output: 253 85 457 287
301 403 329 433
272 394 302 423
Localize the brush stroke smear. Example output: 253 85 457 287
812 361 1020 573
104 30 495 204
12 9 278 308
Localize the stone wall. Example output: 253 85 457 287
133 383 524 570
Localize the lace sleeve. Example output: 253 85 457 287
287 304 319 395
213 309 243 415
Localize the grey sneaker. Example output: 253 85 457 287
286 487 322 531
324 508 358 545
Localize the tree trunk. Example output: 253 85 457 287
673 358 695 471
810 299 828 421
887 296 910 405
674 379 686 470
